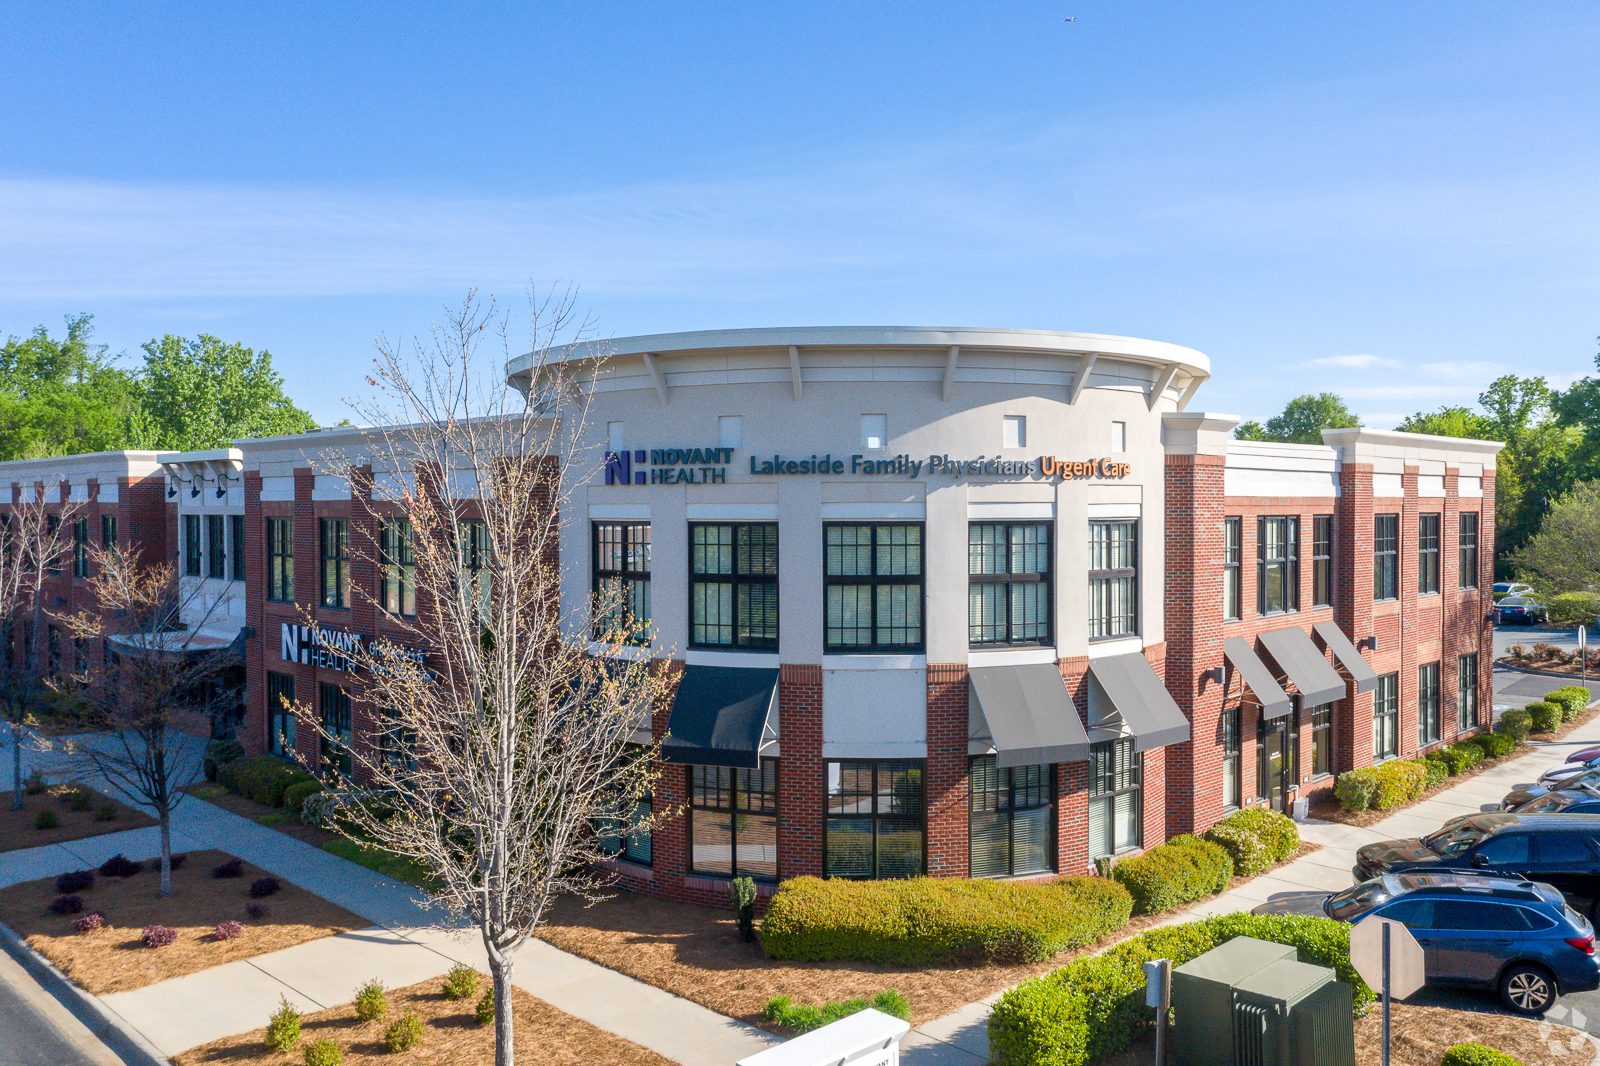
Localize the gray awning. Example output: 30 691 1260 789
1223 637 1293 720
1314 621 1379 695
1258 627 1347 707
969 663 1090 767
661 665 779 768
1086 652 1191 751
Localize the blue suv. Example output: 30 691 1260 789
1324 872 1600 1014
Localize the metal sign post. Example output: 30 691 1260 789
1382 923 1392 1066
1350 917 1426 1066
1144 958 1171 1064
1580 625 1587 691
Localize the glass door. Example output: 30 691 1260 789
1258 712 1298 812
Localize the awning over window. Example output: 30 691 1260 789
1223 637 1293 720
1314 621 1379 694
1085 652 1191 751
1258 627 1347 708
661 665 780 769
968 663 1090 768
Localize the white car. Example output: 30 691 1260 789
1494 581 1535 602
1537 759 1600 787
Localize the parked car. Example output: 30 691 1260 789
1567 746 1600 765
1497 596 1548 625
1323 871 1599 1014
1495 582 1536 603
1537 758 1600 788
1516 791 1600 816
1352 813 1600 922
1501 770 1600 810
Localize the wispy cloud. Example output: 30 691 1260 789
1305 353 1401 370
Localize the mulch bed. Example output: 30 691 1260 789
172 975 676 1066
0 848 365 996
0 785 156 853
180 782 340 849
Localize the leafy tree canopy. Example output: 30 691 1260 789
1234 393 1361 444
129 334 316 451
0 314 139 460
1393 405 1493 439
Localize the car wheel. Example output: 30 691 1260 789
1500 964 1557 1015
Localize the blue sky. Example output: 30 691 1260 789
2 1 1597 428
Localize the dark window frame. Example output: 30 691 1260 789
968 756 1055 878
969 521 1053 647
1088 520 1138 641
1257 515 1299 615
596 746 653 867
1312 515 1333 608
230 515 246 582
687 759 779 882
1310 701 1333 778
1419 513 1441 595
1374 514 1399 601
266 671 296 759
72 517 88 578
1221 704 1242 810
266 517 294 603
382 518 418 618
824 522 925 653
184 514 201 577
1419 661 1441 747
1458 653 1479 732
592 521 650 640
207 514 227 580
319 681 352 778
1374 671 1400 760
319 518 349 609
101 514 116 550
1088 738 1143 858
689 522 779 649
1459 512 1479 590
1223 517 1242 621
825 758 927 879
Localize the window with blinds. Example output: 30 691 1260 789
688 760 778 881
825 759 925 878
824 523 923 651
1088 739 1142 858
690 524 778 648
969 523 1051 646
969 757 1053 878
1088 521 1137 640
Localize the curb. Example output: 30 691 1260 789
0 918 174 1066
1494 660 1600 683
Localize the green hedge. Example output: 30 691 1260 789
1547 592 1600 628
1496 708 1532 742
1334 768 1378 812
1526 701 1563 733
987 913 1372 1066
218 754 315 808
1428 742 1484 775
1201 807 1299 876
1441 1043 1527 1066
1472 731 1516 758
1336 760 1431 813
759 875 1133 966
203 739 245 783
282 780 325 818
1415 757 1447 790
1548 686 1592 721
1111 835 1231 915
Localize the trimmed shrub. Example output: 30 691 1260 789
1204 819 1269 875
1415 757 1447 790
247 903 271 920
1430 743 1483 775
55 870 93 894
442 963 481 1001
1371 760 1427 809
354 979 388 1022
73 911 107 933
94 803 116 821
266 995 302 1052
141 924 177 949
1548 686 1592 721
64 786 92 812
764 989 910 1033
99 854 141 877
1334 768 1378 811
1441 1044 1527 1066
1472 731 1516 758
34 809 59 830
729 876 758 942
250 877 282 899
303 1039 342 1066
474 990 495 1026
988 913 1372 1066
212 857 244 879
1525 701 1562 733
214 920 244 940
282 780 324 818
384 1009 423 1053
759 875 1133 966
1496 708 1532 742
49 895 84 915
1113 835 1232 915
204 738 246 782
224 754 315 808
23 769 47 794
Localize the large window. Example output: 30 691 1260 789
690 524 778 648
688 760 777 881
319 682 352 778
969 757 1053 878
1419 514 1441 595
266 672 296 758
970 523 1052 646
1459 512 1479 589
592 522 650 639
1374 672 1399 760
207 515 227 580
319 518 348 609
825 759 925 879
230 515 246 582
459 520 490 618
1374 514 1399 601
1312 515 1333 608
1223 517 1242 621
1089 739 1142 858
1459 654 1479 731
1419 661 1440 747
267 518 294 602
72 518 88 578
46 514 60 573
1089 521 1138 640
597 748 653 867
1221 706 1241 810
381 519 417 617
101 514 117 550
1311 702 1333 777
184 514 201 577
824 524 923 652
1257 516 1299 615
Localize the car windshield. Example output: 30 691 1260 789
1521 793 1569 813
1326 879 1390 919
1424 823 1486 857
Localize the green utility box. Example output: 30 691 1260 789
1172 937 1297 1066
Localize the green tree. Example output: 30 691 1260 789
130 334 315 451
0 315 139 460
1393 406 1492 438
1234 393 1361 444
1512 481 1600 599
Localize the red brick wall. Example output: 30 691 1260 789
926 662 969 877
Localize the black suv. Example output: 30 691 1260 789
1353 813 1600 920
1516 791 1600 816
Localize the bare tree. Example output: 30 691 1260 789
294 290 667 1066
55 544 237 895
0 481 82 810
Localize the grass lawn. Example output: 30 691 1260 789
0 848 365 996
172 974 676 1066
0 785 156 853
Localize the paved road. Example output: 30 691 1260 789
0 946 121 1066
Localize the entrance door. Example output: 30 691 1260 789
1259 713 1297 812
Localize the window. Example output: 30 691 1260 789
1419 661 1440 747
72 518 88 578
1473 833 1531 866
1458 653 1479 731
1376 898 1435 930
688 760 778 881
1373 672 1399 760
207 515 226 580
1312 515 1333 608
1419 513 1440 594
826 759 925 878
1111 421 1126 452
381 519 418 617
1374 514 1399 600
230 515 246 582
319 519 348 609
861 414 887 451
375 705 417 779
319 682 352 778
1535 834 1597 866
1223 517 1242 621
824 524 923 651
970 523 1052 646
690 524 778 648
460 520 490 618
266 518 294 602
1089 740 1142 858
101 514 116 550
266 672 296 758
184 514 201 577
46 514 60 573
47 625 60 679
1221 705 1241 810
1088 521 1138 640
73 636 85 678
1003 415 1026 449
969 757 1053 878
1459 512 1479 589
592 522 649 639
1311 702 1333 777
1257 516 1299 614
597 748 652 866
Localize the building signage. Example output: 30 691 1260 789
605 448 733 486
605 447 1130 486
280 622 426 674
